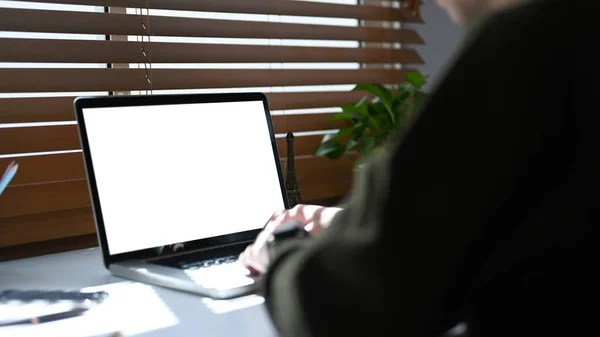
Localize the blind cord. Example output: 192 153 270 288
138 1 153 95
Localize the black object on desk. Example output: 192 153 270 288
285 131 302 208
0 289 108 327
0 289 108 303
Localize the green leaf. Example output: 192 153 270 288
367 101 386 117
358 136 377 155
353 95 369 107
394 88 412 103
367 102 393 129
393 108 406 126
392 98 406 115
315 140 342 157
332 127 354 139
353 84 393 105
345 139 358 151
366 116 381 134
329 111 354 121
404 71 426 89
354 84 395 123
391 88 418 123
340 103 354 113
321 133 336 143
413 91 427 111
324 147 345 160
351 123 367 140
341 101 369 118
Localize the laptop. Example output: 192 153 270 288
74 93 289 299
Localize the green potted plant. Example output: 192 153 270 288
315 71 427 167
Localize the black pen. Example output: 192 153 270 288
0 307 89 327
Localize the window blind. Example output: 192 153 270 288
0 0 424 259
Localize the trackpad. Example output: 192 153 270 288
183 262 255 289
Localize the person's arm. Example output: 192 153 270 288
262 3 568 336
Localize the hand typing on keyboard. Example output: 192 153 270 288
239 204 343 275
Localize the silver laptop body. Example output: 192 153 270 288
74 93 289 299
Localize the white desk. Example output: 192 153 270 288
0 248 278 337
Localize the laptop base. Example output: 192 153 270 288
110 261 257 299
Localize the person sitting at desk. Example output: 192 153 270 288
240 0 596 336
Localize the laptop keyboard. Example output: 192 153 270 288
181 256 254 289
151 250 255 289
179 255 238 270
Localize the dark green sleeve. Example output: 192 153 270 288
262 2 568 336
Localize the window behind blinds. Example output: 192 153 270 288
0 0 424 259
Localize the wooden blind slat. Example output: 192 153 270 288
0 8 424 43
0 180 91 218
272 114 349 135
0 152 85 186
0 233 99 262
0 122 326 157
0 97 76 124
0 92 366 124
0 68 414 93
0 156 352 218
267 91 368 111
13 0 423 22
301 173 352 202
0 38 424 65
0 125 79 155
285 156 354 186
0 207 95 247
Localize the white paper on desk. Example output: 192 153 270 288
0 282 179 337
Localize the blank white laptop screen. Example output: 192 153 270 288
82 100 286 255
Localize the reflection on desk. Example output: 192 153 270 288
202 295 265 315
0 282 178 337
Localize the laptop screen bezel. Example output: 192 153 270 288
74 93 290 268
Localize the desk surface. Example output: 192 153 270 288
0 248 278 337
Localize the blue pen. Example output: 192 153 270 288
0 161 18 196
1 161 15 181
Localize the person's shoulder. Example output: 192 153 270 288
461 0 585 68
482 0 597 38
477 0 566 46
489 0 574 27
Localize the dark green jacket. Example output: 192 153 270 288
262 0 596 336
